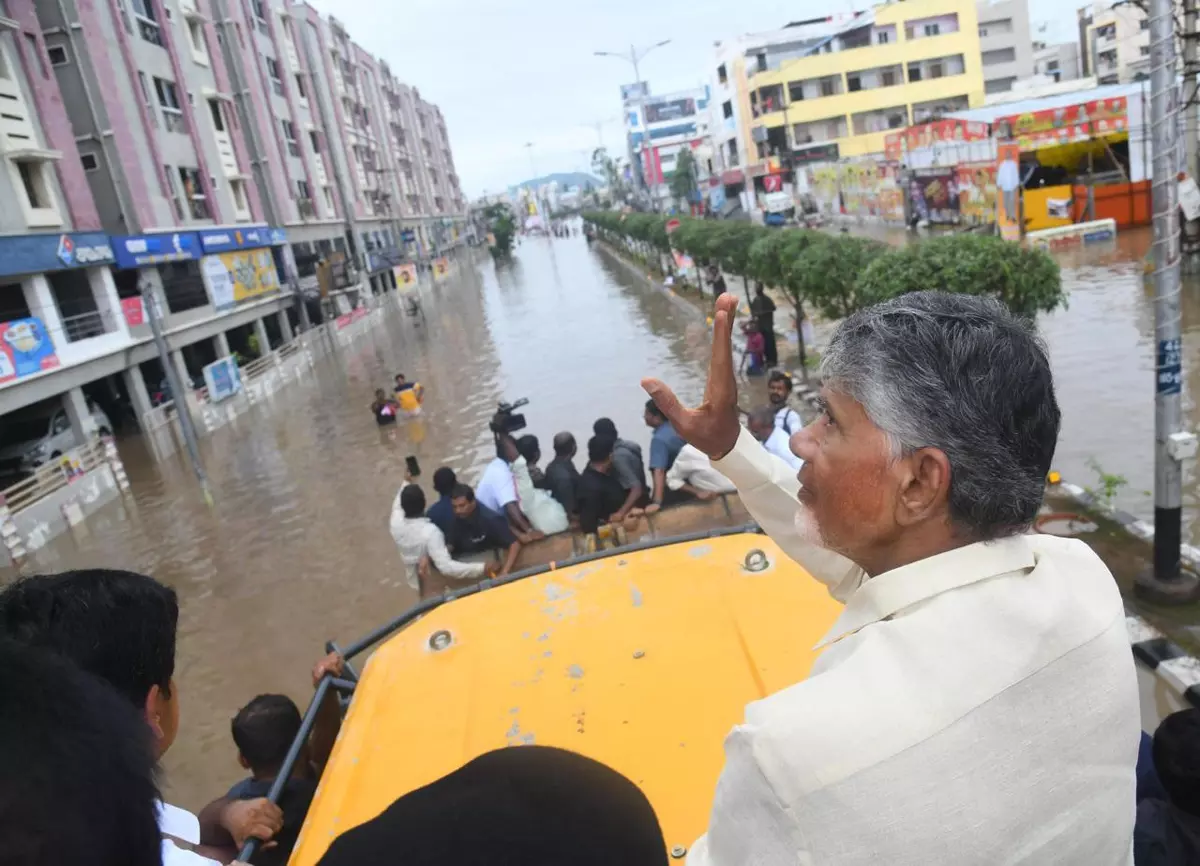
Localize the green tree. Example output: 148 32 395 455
787 235 888 320
591 148 625 203
482 203 516 257
669 149 698 205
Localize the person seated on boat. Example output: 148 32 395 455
1135 708 1200 865
768 371 803 434
577 435 634 536
223 694 318 866
371 389 400 426
391 482 498 595
0 638 162 866
476 434 541 543
641 291 1139 865
666 443 735 500
593 418 647 522
315 746 668 866
643 399 687 511
393 374 424 416
0 570 285 865
747 405 803 471
448 484 523 577
544 432 581 525
512 435 569 536
426 467 459 537
516 434 548 487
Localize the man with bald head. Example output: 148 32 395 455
543 432 581 522
644 291 1139 865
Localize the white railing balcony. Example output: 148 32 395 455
214 129 238 177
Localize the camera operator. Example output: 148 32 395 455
476 412 542 543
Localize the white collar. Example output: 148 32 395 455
156 801 200 845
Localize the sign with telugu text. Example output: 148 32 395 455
0 232 114 278
112 232 201 269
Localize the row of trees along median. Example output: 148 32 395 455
583 211 1065 371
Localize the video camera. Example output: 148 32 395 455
490 398 529 437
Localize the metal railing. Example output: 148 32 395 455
0 438 114 514
61 310 109 343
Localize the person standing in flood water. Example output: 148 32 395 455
750 285 777 368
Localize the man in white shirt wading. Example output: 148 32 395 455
643 291 1140 866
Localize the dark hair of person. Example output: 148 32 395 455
588 435 616 464
748 406 777 429
593 417 617 438
553 432 576 458
451 484 476 502
0 638 162 866
768 370 792 391
644 399 666 421
432 467 457 496
1154 708 1200 816
231 694 303 777
0 569 178 707
400 484 427 518
516 434 540 464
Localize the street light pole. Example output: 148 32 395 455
595 39 671 206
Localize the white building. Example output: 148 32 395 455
976 0 1035 94
1078 1 1151 84
624 84 712 208
1034 41 1082 82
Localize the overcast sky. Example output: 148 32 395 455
309 0 1083 197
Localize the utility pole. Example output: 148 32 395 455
141 278 211 504
1137 0 1200 602
1184 0 1200 260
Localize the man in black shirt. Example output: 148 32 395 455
544 432 581 522
449 484 522 576
577 436 630 535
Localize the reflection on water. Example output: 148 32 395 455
6 225 1200 808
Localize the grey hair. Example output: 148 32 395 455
748 406 777 428
820 291 1060 540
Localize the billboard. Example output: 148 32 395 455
956 162 998 226
994 97 1127 151
202 248 281 309
0 317 59 384
909 170 959 224
884 119 991 160
644 98 696 124
394 262 418 289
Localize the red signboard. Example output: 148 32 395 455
994 96 1128 151
121 296 145 327
763 175 783 193
721 169 745 186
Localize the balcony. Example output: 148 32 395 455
162 108 187 134
188 198 211 220
297 197 316 219
137 16 163 47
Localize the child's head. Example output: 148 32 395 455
1154 708 1200 816
232 694 304 779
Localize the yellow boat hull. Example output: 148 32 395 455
292 531 843 864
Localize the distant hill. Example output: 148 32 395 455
512 172 601 192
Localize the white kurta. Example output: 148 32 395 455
687 428 1140 866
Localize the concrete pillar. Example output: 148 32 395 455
214 330 231 358
62 386 97 445
254 317 271 355
277 308 293 342
22 274 66 351
171 350 193 395
88 267 130 340
122 366 155 432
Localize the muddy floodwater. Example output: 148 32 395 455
3 226 1200 809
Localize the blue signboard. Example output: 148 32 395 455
198 226 282 254
1158 338 1182 395
0 232 115 279
268 228 288 246
112 232 201 269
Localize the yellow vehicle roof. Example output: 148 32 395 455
291 531 843 864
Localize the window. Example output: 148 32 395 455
717 63 727 85
131 0 162 46
208 99 225 132
323 186 335 211
80 153 99 172
187 20 208 63
230 178 249 216
877 30 889 44
979 18 1013 36
930 63 944 79
908 64 922 82
18 161 47 208
296 179 311 200
847 75 862 92
882 69 896 87
281 119 299 157
309 130 320 153
820 78 835 97
1046 60 1060 71
756 53 767 72
154 77 186 133
1140 45 1150 56
265 57 283 95
163 163 184 219
294 73 307 100
137 72 157 128
1141 18 1150 30
178 167 209 219
722 100 732 119
984 77 1016 94
47 45 69 67
24 34 46 79
982 47 1016 66
925 23 940 36
250 0 268 32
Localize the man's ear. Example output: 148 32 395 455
238 753 251 771
895 447 952 527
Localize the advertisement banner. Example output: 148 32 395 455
909 170 959 224
393 262 418 290
898 119 990 154
994 97 1128 151
878 164 905 222
121 297 145 327
955 162 998 226
432 257 451 282
0 317 59 384
644 98 696 123
996 142 1022 241
112 232 200 269
203 249 281 309
203 357 241 403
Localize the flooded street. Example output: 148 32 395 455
4 225 1200 809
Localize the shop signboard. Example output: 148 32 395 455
198 227 275 254
121 297 145 327
0 317 59 384
112 232 200 268
0 232 117 279
792 142 840 166
993 97 1128 151
203 249 281 310
909 169 959 224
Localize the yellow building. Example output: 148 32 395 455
730 0 987 165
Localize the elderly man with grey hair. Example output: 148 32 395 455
644 291 1139 865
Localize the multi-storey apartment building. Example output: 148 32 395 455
1 0 466 449
975 0 1034 95
1078 0 1152 84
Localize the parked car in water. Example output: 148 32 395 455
0 403 113 481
